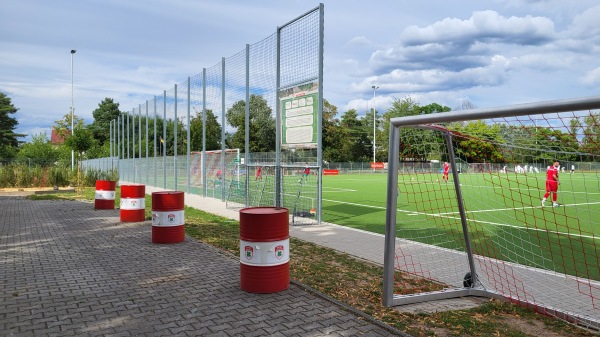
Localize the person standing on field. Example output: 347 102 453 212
442 162 450 182
255 166 262 181
542 160 560 207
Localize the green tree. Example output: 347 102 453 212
53 113 85 141
0 92 25 158
90 98 122 146
17 133 59 164
225 95 275 153
450 120 505 163
190 108 222 151
322 99 350 162
580 112 600 159
340 109 371 161
381 97 449 162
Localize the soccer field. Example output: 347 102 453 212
322 172 600 281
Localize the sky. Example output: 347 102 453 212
1 0 600 142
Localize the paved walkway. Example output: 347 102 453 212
0 195 403 337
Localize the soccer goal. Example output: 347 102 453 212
190 149 240 197
383 96 600 330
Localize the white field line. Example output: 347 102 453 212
322 187 358 192
430 200 600 216
421 211 600 241
322 198 600 241
398 181 600 195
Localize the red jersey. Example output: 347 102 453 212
443 163 450 173
546 166 558 182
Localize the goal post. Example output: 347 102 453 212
383 95 600 329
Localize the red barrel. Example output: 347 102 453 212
120 184 146 222
151 191 185 244
239 207 289 293
95 180 116 210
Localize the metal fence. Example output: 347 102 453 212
84 5 323 225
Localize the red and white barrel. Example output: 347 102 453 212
151 191 185 244
239 207 289 293
95 180 116 210
120 184 146 222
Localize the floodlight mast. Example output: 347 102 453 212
70 49 76 171
372 85 379 170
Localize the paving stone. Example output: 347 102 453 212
0 198 400 336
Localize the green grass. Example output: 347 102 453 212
322 172 600 281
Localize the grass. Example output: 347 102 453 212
321 172 600 281
27 188 596 336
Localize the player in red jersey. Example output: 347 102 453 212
255 166 262 181
542 160 560 207
442 162 450 183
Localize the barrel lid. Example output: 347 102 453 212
240 207 288 215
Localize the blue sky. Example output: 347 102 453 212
1 0 599 141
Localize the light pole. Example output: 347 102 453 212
70 49 76 171
371 85 379 167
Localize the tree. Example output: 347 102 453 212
340 109 371 161
17 133 59 164
0 92 25 158
449 120 505 163
225 95 275 153
580 112 600 159
90 98 122 146
53 113 85 140
190 108 222 151
380 97 449 162
322 99 351 162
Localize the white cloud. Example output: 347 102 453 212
580 67 600 87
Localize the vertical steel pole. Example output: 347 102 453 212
131 109 137 183
245 44 250 207
117 116 120 180
382 124 400 307
163 90 167 189
317 3 324 223
127 111 130 182
145 100 149 185
444 131 478 288
221 57 226 201
174 84 178 191
109 121 113 169
275 26 281 207
187 77 191 193
153 96 157 187
138 104 142 183
202 68 207 197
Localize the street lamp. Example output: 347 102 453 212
70 49 76 171
371 85 379 167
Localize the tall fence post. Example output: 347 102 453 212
163 90 167 189
145 100 149 185
138 104 142 183
174 83 178 191
244 44 250 207
221 57 226 201
202 68 207 197
275 25 281 208
153 96 157 187
187 77 191 194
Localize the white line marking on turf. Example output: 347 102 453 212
429 201 600 216
322 199 599 241
420 212 599 241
